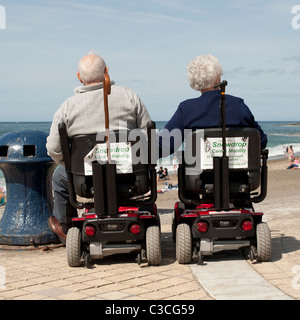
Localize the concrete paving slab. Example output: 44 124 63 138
190 251 294 300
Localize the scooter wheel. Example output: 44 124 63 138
171 214 177 243
256 222 272 262
146 225 162 266
66 227 82 267
176 223 192 264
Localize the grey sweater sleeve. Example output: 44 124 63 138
46 101 68 165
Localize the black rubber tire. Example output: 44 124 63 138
256 222 272 262
146 225 162 266
176 223 192 264
66 227 82 267
172 202 185 243
172 212 177 243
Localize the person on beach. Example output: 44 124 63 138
283 146 288 158
287 163 299 169
172 154 179 171
163 167 169 180
287 156 300 169
288 145 294 162
157 167 169 181
46 53 152 244
157 54 267 156
157 166 164 182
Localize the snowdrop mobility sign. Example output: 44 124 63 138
84 142 133 175
0 5 6 29
201 137 249 169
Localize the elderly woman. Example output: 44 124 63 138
158 54 267 156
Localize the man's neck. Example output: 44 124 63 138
85 82 101 86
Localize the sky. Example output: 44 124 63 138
0 0 299 122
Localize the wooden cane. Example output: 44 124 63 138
103 70 111 163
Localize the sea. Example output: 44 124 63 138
0 120 299 194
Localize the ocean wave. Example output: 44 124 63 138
268 133 300 136
267 143 300 158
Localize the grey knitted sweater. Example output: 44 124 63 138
46 82 151 165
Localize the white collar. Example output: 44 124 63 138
74 81 115 94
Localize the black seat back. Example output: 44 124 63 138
70 130 150 199
179 127 264 208
59 122 157 212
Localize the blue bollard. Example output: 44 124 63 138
0 130 58 245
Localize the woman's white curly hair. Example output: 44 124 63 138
187 54 223 91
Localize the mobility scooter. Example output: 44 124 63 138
59 73 161 267
172 81 271 264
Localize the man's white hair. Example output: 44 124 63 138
187 54 223 91
78 54 107 85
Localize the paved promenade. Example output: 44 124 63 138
0 216 211 301
0 206 299 300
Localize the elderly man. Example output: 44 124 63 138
46 53 151 243
158 54 267 156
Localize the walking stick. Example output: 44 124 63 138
93 68 118 215
103 69 112 163
214 80 229 209
214 80 228 158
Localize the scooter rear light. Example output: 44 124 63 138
242 220 253 232
83 213 97 219
85 225 96 237
129 224 141 235
197 221 208 233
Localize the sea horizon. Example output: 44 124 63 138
1 120 300 161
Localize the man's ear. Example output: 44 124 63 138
77 71 84 84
